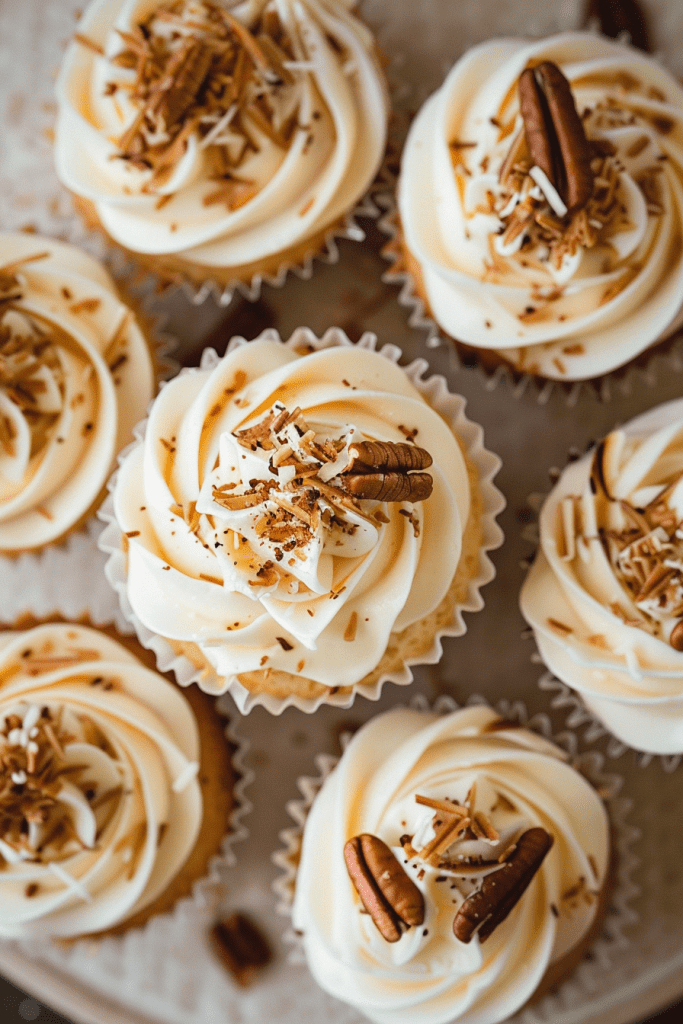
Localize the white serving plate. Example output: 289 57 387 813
2 2 683 1023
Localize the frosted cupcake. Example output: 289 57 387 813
0 621 238 939
521 398 683 754
0 232 155 555
394 31 683 382
288 705 611 1024
100 329 504 713
55 0 389 292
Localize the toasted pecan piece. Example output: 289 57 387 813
344 833 425 943
670 620 683 651
338 471 433 503
347 440 433 474
338 440 434 503
453 827 553 943
210 913 272 987
519 62 594 212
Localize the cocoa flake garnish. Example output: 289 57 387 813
344 833 425 943
209 912 272 987
453 828 553 943
519 61 594 211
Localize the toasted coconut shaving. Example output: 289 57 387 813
109 0 303 200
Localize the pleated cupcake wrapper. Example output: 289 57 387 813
272 692 640 1021
377 193 683 408
0 519 127 632
522 428 683 771
98 326 505 715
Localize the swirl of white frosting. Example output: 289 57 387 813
0 623 202 939
292 705 609 1024
111 338 471 693
398 32 683 381
0 233 154 553
521 399 683 754
55 0 388 270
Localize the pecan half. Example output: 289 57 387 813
584 0 650 52
519 62 594 212
158 41 214 129
344 833 425 943
339 439 433 503
347 441 433 474
209 913 272 987
670 620 683 651
339 471 433 503
453 827 553 943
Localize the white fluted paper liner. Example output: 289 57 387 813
0 519 128 632
98 326 505 715
164 185 388 311
272 693 640 1023
378 195 683 409
521 399 683 768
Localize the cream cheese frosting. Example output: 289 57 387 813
109 337 471 696
521 398 683 754
292 705 609 1024
55 0 388 272
398 32 683 381
0 623 202 939
0 233 154 553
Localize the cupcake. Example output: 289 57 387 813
0 232 156 556
100 328 504 713
286 704 611 1024
521 398 683 755
55 0 389 293
392 31 683 382
0 620 238 939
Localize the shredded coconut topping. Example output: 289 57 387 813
108 0 305 200
0 693 122 867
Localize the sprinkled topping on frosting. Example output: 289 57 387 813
0 699 123 868
0 257 68 478
399 32 683 380
521 403 683 753
483 64 663 289
108 0 302 200
195 402 433 601
56 0 389 270
555 433 683 648
0 233 154 553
